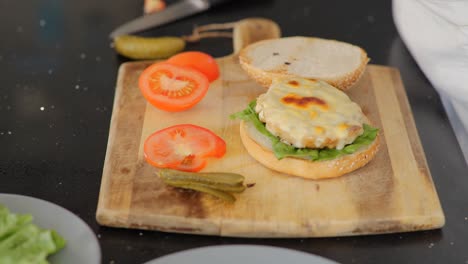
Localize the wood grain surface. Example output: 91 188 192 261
96 18 444 237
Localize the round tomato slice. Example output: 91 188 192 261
144 124 226 172
138 62 209 112
167 51 220 82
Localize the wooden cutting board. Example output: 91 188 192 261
96 18 445 237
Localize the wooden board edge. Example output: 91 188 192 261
113 213 222 236
368 65 445 225
96 208 130 227
96 61 150 223
389 67 438 185
107 215 445 238
389 68 445 226
108 214 445 238
96 62 131 220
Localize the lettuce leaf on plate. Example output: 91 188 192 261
0 205 66 264
231 100 379 161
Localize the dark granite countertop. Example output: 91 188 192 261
1 0 467 263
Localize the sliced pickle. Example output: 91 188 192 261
114 35 185 60
167 182 236 203
158 169 244 185
164 180 246 193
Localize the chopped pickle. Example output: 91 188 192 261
114 35 185 60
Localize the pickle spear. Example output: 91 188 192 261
167 182 236 203
164 180 246 193
114 35 185 60
158 169 244 185
157 169 246 202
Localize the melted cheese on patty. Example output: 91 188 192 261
255 78 366 149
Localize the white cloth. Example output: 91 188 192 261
393 0 468 164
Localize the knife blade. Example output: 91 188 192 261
110 0 228 38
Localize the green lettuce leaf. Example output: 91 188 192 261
0 205 66 264
231 100 379 161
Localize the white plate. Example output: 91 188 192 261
0 193 101 264
144 245 340 264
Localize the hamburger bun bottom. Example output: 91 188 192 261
239 120 380 180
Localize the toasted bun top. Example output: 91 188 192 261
239 37 369 90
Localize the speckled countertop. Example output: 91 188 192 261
1 0 467 263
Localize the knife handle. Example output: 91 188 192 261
206 0 231 7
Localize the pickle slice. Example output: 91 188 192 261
164 180 246 193
114 35 185 60
167 182 236 203
158 169 244 185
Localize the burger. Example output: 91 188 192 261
232 77 380 180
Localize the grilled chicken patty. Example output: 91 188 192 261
255 78 366 149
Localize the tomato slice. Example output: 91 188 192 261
144 124 226 172
138 62 209 112
167 51 220 82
